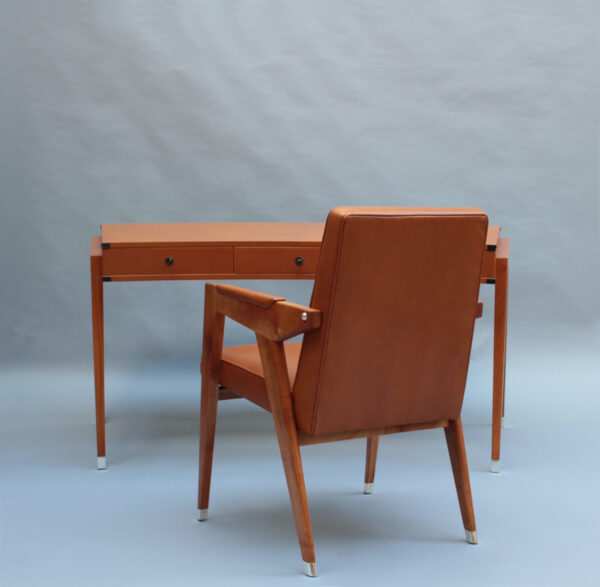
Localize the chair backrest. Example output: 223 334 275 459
292 207 488 436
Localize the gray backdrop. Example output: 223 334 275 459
1 1 598 366
2 4 600 586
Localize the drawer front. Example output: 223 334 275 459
103 247 233 277
234 247 320 275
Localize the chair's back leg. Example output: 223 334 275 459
198 285 225 521
444 418 477 543
363 435 380 494
256 335 317 577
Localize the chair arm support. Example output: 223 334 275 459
476 300 483 319
213 283 322 342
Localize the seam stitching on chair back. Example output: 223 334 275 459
309 213 348 434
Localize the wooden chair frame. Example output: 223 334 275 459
198 282 478 577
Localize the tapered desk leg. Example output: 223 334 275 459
491 239 509 472
90 237 106 470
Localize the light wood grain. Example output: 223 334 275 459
215 284 321 343
256 335 316 566
445 418 476 532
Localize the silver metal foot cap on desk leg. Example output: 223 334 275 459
491 459 500 473
363 482 374 494
303 561 317 577
197 509 208 522
97 457 106 470
465 530 478 544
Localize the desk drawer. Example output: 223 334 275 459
234 247 320 275
103 247 233 277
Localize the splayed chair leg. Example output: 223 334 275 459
444 418 477 544
257 335 317 576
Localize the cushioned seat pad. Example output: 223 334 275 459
220 342 302 411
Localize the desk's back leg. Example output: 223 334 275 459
491 238 509 473
90 237 106 470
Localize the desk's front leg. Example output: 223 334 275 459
491 238 509 473
90 236 106 469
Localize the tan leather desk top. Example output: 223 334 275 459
101 222 326 248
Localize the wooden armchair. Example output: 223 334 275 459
197 207 488 576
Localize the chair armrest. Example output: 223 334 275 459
476 300 483 319
216 283 285 309
213 283 322 342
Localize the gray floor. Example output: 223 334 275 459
1 338 599 586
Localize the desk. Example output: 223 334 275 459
90 223 509 471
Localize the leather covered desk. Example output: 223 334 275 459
90 222 509 470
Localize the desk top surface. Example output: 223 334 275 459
101 223 326 248
101 222 500 249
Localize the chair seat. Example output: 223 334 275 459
220 342 302 411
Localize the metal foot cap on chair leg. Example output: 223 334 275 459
97 457 106 470
303 561 317 577
491 459 500 473
197 509 208 522
465 530 478 544
363 482 374 494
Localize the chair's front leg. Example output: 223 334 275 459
256 335 317 577
198 285 225 521
363 436 379 494
444 418 477 544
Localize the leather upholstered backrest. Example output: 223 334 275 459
292 208 488 436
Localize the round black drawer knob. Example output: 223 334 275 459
295 256 304 266
165 257 174 266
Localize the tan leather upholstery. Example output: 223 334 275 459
292 208 488 435
220 342 302 412
218 208 487 436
